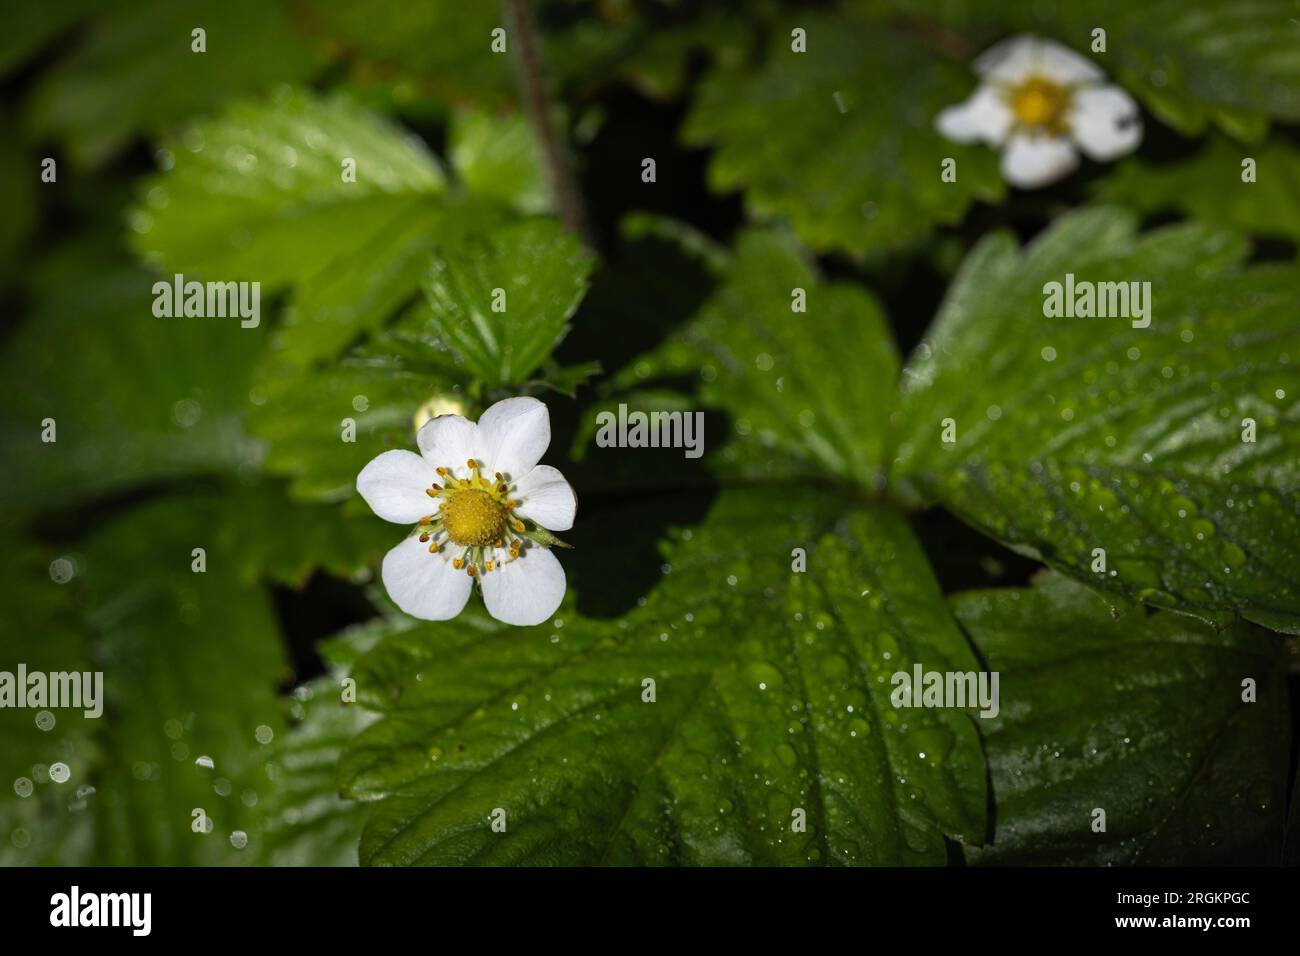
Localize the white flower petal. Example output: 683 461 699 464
973 34 1041 83
356 450 437 524
1071 85 1143 161
381 534 474 621
513 465 577 531
935 85 1013 146
481 545 565 627
975 34 1102 85
416 413 478 471
475 396 551 479
1000 133 1079 189
1035 37 1104 85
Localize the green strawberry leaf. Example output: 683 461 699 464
307 0 517 107
247 348 463 504
0 246 264 509
339 489 987 865
130 87 446 287
448 107 549 215
129 87 446 352
420 218 594 387
29 0 319 167
66 497 287 864
954 573 1289 865
1099 135 1300 243
0 535 97 865
887 0 1300 140
256 669 377 867
596 228 899 487
1041 0 1300 139
0 0 98 79
893 207 1300 632
0 492 401 865
683 11 1004 256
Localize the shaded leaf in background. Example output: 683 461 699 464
955 574 1289 865
880 0 1300 140
0 245 264 509
893 207 1300 632
1042 0 1300 140
214 482 397 588
1100 135 1300 243
248 355 462 503
598 228 899 486
254 619 387 866
28 0 318 167
0 116 40 289
256 675 375 866
684 11 1004 256
61 498 285 864
339 489 986 865
0 537 97 865
0 0 98 79
305 0 517 107
1 491 394 865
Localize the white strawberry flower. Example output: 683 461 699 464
935 34 1142 189
356 396 576 627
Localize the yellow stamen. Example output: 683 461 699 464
442 488 509 547
1008 75 1071 133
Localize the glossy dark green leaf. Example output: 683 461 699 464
421 218 594 387
954 574 1289 865
28 0 318 167
683 11 1004 255
1099 136 1300 242
883 0 1300 139
339 489 986 865
129 87 444 290
0 0 97 78
1043 0 1300 139
72 498 287 864
255 674 376 866
0 249 264 509
308 0 517 106
247 355 463 503
894 207 1300 632
0 535 97 865
129 88 554 370
600 228 899 487
448 108 548 214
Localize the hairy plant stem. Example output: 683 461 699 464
504 0 594 251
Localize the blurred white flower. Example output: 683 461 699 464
936 34 1142 189
357 396 576 627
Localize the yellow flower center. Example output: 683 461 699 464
416 458 528 578
442 488 507 547
1008 76 1071 133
